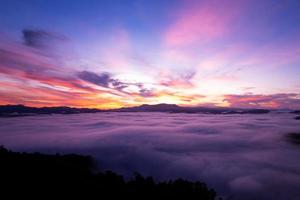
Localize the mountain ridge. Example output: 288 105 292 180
0 104 272 117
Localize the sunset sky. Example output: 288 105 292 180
1 0 300 109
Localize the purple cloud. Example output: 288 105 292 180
22 29 67 49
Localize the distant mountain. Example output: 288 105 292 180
112 103 270 114
113 103 181 112
0 103 270 117
0 104 103 117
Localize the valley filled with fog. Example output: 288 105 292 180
0 112 300 199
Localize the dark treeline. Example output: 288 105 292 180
0 147 217 199
286 133 300 145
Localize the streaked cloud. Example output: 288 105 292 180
224 93 300 109
159 70 196 89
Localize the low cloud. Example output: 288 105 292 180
1 113 300 199
224 93 300 109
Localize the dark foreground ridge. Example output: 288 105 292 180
292 110 300 114
0 147 217 199
0 104 270 117
286 133 300 145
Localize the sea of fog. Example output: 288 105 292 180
0 112 300 199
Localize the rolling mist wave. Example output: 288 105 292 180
0 112 300 199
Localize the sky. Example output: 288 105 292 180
0 0 300 109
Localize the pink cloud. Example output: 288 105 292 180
164 1 244 47
158 69 196 89
223 93 300 109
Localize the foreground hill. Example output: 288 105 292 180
0 104 270 117
0 147 217 199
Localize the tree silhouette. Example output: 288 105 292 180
0 146 217 199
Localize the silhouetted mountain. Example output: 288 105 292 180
0 104 103 117
0 104 270 117
113 103 270 114
0 146 217 199
114 103 182 112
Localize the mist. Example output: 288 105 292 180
0 112 300 199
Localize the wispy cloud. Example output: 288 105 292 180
159 70 196 89
224 93 300 109
164 0 244 47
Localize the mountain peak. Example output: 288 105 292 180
138 103 179 108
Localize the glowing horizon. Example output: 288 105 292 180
1 0 300 109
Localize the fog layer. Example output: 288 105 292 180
0 112 300 199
